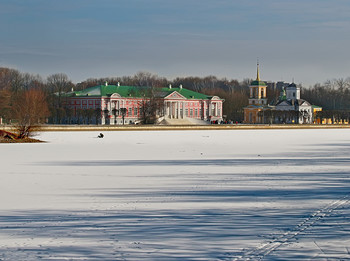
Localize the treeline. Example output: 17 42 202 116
301 78 350 123
0 69 252 123
1 67 350 127
74 72 251 122
302 78 350 110
0 68 74 129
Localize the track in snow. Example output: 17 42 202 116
232 194 350 261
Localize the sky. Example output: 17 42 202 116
1 0 350 87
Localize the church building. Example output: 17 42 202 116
274 83 313 124
243 63 271 123
243 64 318 124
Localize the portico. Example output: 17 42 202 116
165 101 185 119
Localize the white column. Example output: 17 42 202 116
163 101 166 117
168 102 170 117
176 102 179 118
182 102 184 118
169 102 171 118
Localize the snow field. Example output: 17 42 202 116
0 129 350 260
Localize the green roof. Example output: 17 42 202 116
159 87 211 99
250 80 267 86
66 85 213 100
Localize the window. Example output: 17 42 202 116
195 109 198 117
128 108 132 116
186 109 189 116
190 109 193 117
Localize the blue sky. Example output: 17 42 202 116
1 0 350 86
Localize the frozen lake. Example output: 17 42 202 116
1 129 350 260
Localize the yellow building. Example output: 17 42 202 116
244 63 270 123
312 105 322 124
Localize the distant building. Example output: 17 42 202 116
274 83 313 124
60 83 224 125
244 64 321 124
312 105 323 124
244 63 272 123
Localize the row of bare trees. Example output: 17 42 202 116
315 110 350 124
258 110 311 124
302 78 350 110
0 68 73 137
2 66 350 135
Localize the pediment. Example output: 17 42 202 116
110 93 122 98
276 100 291 106
164 91 186 100
299 100 311 106
211 96 221 100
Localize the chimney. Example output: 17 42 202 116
169 84 172 89
105 81 108 86
117 82 120 87
179 84 183 89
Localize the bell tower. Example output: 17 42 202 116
244 62 269 124
248 61 267 106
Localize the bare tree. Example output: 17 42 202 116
138 88 165 124
94 108 102 125
112 108 119 125
119 108 127 125
0 89 12 123
47 73 74 123
12 89 50 139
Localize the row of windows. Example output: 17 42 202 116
107 107 140 117
251 100 267 105
71 100 101 105
71 99 220 109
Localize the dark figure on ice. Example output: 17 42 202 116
98 133 104 138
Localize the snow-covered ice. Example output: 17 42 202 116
1 129 350 260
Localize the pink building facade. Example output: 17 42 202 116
62 84 224 125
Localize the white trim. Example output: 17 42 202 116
164 91 187 100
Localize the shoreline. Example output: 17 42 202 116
2 124 350 132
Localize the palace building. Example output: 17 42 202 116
61 83 224 125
